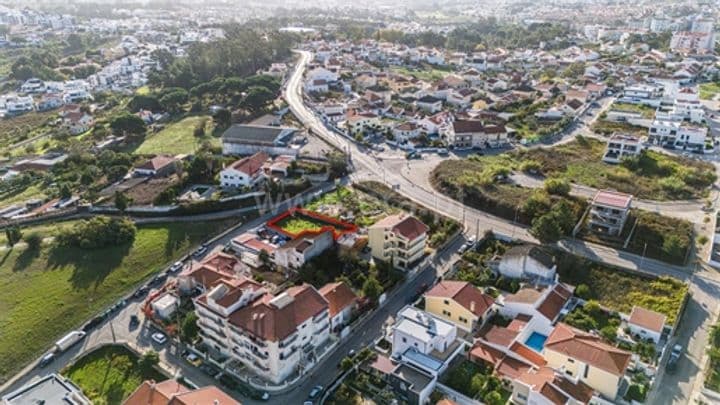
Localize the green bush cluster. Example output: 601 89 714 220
55 216 136 249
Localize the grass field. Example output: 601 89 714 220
0 182 47 208
134 115 220 155
390 66 448 82
434 138 715 201
64 345 166 404
277 215 330 235
555 251 687 324
0 219 233 383
610 102 656 118
700 82 720 100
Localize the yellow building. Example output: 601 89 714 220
368 214 428 270
543 323 631 399
424 280 495 332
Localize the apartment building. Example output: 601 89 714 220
588 190 632 236
670 31 715 54
368 214 428 270
649 119 707 150
193 280 330 383
602 134 642 164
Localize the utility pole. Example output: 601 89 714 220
639 242 648 270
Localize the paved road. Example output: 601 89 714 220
284 50 720 404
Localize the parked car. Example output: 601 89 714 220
151 332 167 345
129 315 139 327
348 349 356 358
150 274 167 286
39 353 55 368
83 316 104 332
192 244 209 258
168 261 184 273
133 286 150 298
667 344 683 373
184 351 202 367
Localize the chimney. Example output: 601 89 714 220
470 301 476 313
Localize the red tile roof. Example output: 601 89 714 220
425 280 494 317
629 306 666 333
123 380 240 405
137 155 176 171
469 342 505 366
510 342 548 367
545 323 631 376
482 325 519 347
229 151 269 176
495 356 533 380
592 190 632 209
372 214 428 240
536 284 573 322
228 284 328 342
319 281 358 317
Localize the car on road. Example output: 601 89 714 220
83 315 105 332
308 385 323 400
666 344 683 373
168 261 184 273
129 315 139 327
348 349 356 358
192 244 209 258
151 332 167 345
184 351 202 367
260 392 270 401
133 286 150 298
150 274 168 287
38 353 55 368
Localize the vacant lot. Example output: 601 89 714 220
700 82 720 101
609 102 656 118
134 115 220 155
0 111 57 150
64 345 166 404
0 219 233 383
434 137 715 201
555 251 688 324
592 119 649 137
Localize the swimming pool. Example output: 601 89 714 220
525 332 548 352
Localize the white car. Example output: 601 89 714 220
168 261 183 273
151 332 167 345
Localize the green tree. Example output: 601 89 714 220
5 227 22 248
59 183 72 199
575 284 591 299
110 113 147 138
181 312 200 343
23 232 42 251
362 274 382 302
139 351 160 372
242 86 275 112
129 94 161 112
530 213 563 243
484 391 504 405
159 89 188 113
213 109 232 128
662 235 685 261
340 357 354 371
114 191 131 212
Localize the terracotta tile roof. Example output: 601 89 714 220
495 356 532 379
629 306 666 333
510 342 548 367
123 380 190 405
469 342 504 366
229 151 269 176
137 155 176 171
545 323 631 376
505 287 546 304
228 284 328 342
507 314 531 332
536 284 573 322
369 354 397 375
169 386 239 405
482 325 519 347
371 214 428 240
319 281 358 317
425 281 494 317
553 373 595 403
539 383 569 405
518 367 595 404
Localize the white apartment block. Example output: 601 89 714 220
368 214 428 270
194 280 330 384
670 31 715 54
602 134 642 164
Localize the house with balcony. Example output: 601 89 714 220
602 134 642 164
440 119 509 150
219 151 269 189
424 280 495 332
319 281 358 333
391 306 464 377
588 190 632 236
543 323 632 399
274 230 334 270
193 281 330 384
368 214 428 270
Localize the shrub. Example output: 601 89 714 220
575 284 590 299
519 160 541 174
23 232 43 250
56 216 137 249
544 178 571 196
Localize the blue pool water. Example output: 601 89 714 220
525 332 548 352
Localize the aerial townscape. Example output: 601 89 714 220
2 0 720 405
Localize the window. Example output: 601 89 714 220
444 300 450 305
584 364 589 379
402 337 407 343
442 310 452 317
565 370 573 376
567 358 574 363
459 317 467 323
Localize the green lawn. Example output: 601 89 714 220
610 102 656 118
134 115 220 155
0 219 233 383
64 345 166 404
700 82 720 100
390 66 448 82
